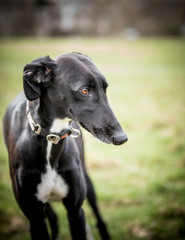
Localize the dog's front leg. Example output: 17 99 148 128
19 199 50 240
20 199 50 240
29 214 50 240
16 172 51 240
63 198 87 240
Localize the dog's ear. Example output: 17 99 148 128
23 56 56 101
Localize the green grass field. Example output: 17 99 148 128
0 37 185 240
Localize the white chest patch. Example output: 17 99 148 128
51 118 70 132
36 118 70 203
36 165 69 203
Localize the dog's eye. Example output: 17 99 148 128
81 88 90 95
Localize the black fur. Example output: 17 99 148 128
3 53 127 240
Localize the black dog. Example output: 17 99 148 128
3 53 127 240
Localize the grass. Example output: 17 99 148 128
0 37 185 240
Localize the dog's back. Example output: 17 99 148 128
3 92 26 146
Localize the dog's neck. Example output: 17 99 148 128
27 99 70 142
26 99 80 145
28 98 67 130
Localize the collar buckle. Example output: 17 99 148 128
34 123 42 135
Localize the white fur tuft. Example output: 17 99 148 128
36 165 69 203
50 118 70 132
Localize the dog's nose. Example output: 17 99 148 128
112 133 128 145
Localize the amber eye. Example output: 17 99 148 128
81 88 89 95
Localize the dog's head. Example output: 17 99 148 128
23 53 127 145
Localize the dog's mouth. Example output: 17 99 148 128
80 122 111 143
91 128 112 144
79 122 128 145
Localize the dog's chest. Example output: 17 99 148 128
36 165 69 203
36 118 69 203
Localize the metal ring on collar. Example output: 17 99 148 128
46 134 61 144
69 128 81 138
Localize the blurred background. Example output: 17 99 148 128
0 0 185 37
0 1 185 240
